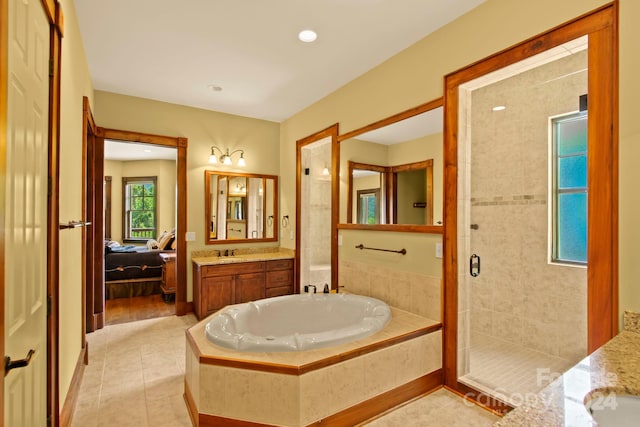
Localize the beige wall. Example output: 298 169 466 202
282 0 638 326
389 133 443 225
58 0 95 408
104 159 177 243
93 91 281 299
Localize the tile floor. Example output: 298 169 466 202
460 333 576 407
72 315 500 427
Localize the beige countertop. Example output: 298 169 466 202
494 329 640 426
192 251 293 266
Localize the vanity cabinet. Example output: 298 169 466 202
266 259 294 298
193 258 294 320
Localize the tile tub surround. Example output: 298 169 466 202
185 307 442 426
191 249 294 265
339 259 442 321
493 330 640 426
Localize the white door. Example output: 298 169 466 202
4 0 50 424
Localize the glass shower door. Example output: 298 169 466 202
456 37 589 406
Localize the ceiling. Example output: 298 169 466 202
104 140 177 161
355 106 443 145
75 0 485 123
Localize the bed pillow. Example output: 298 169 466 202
146 239 159 250
157 231 174 250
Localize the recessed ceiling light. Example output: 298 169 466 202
208 84 223 92
298 30 317 43
492 105 506 111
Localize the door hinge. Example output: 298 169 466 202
49 58 55 77
47 295 52 316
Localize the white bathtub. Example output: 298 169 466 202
205 293 391 352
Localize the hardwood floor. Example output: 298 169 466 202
105 294 175 326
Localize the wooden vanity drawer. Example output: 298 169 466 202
266 259 293 271
201 261 265 277
266 269 293 288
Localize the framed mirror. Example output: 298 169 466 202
205 171 278 244
338 98 443 232
347 159 433 225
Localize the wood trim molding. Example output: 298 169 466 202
449 383 513 416
309 370 442 427
184 381 200 427
58 347 88 427
104 176 112 239
189 323 442 375
337 98 443 142
337 223 443 234
295 124 339 292
48 0 63 424
442 3 618 392
337 98 444 233
101 128 183 146
93 128 190 316
186 370 443 427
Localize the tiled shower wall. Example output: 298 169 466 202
458 48 588 375
300 140 332 286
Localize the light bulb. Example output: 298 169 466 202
223 156 232 165
209 154 218 164
298 30 317 43
322 167 330 175
238 156 246 167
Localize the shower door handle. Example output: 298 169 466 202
470 254 480 277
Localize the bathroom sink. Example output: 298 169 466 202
585 392 640 427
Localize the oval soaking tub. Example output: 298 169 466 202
205 293 391 352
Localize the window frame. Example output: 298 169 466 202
550 111 588 266
122 176 158 242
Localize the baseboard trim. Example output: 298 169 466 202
59 345 88 427
178 301 194 316
187 369 443 427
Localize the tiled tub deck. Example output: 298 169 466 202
185 306 442 426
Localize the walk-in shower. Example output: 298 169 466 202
456 37 589 406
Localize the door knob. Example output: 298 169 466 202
4 349 35 376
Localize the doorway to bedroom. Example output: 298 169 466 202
82 99 189 334
103 140 178 325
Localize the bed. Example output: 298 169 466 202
104 234 175 299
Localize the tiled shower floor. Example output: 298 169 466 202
460 333 576 407
71 315 499 427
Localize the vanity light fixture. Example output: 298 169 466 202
209 145 246 167
298 29 318 43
